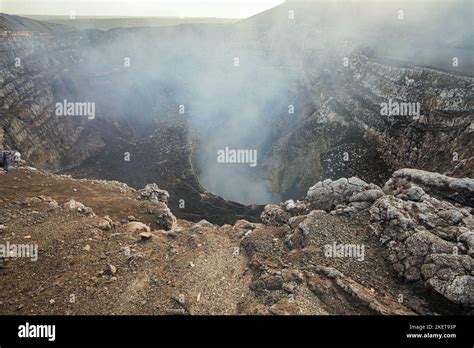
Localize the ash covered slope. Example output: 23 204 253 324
0 165 472 314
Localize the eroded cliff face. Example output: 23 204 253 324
0 25 109 171
264 51 473 199
345 54 473 175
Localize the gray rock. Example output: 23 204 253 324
63 199 95 216
458 231 474 256
281 199 308 215
406 186 426 202
137 183 170 204
288 215 307 229
0 150 21 171
349 189 384 203
385 169 474 207
195 219 213 227
261 204 291 226
143 202 177 231
422 254 474 306
306 176 380 211
370 189 474 308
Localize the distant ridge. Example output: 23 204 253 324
0 13 75 32
15 15 238 31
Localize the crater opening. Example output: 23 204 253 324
4 1 471 226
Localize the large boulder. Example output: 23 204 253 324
63 199 95 216
141 201 177 231
124 221 150 233
260 204 291 226
305 177 384 211
137 183 170 204
136 184 175 230
0 150 21 171
260 199 309 227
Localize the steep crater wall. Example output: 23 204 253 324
1 10 472 223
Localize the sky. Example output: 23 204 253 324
0 0 286 18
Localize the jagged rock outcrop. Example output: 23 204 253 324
262 175 386 226
370 173 474 308
384 168 474 207
259 169 474 311
145 202 177 231
242 208 417 315
284 209 327 250
137 183 170 204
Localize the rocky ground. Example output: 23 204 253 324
1 165 472 315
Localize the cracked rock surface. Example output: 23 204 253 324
370 174 474 308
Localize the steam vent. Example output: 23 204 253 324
1 0 473 326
